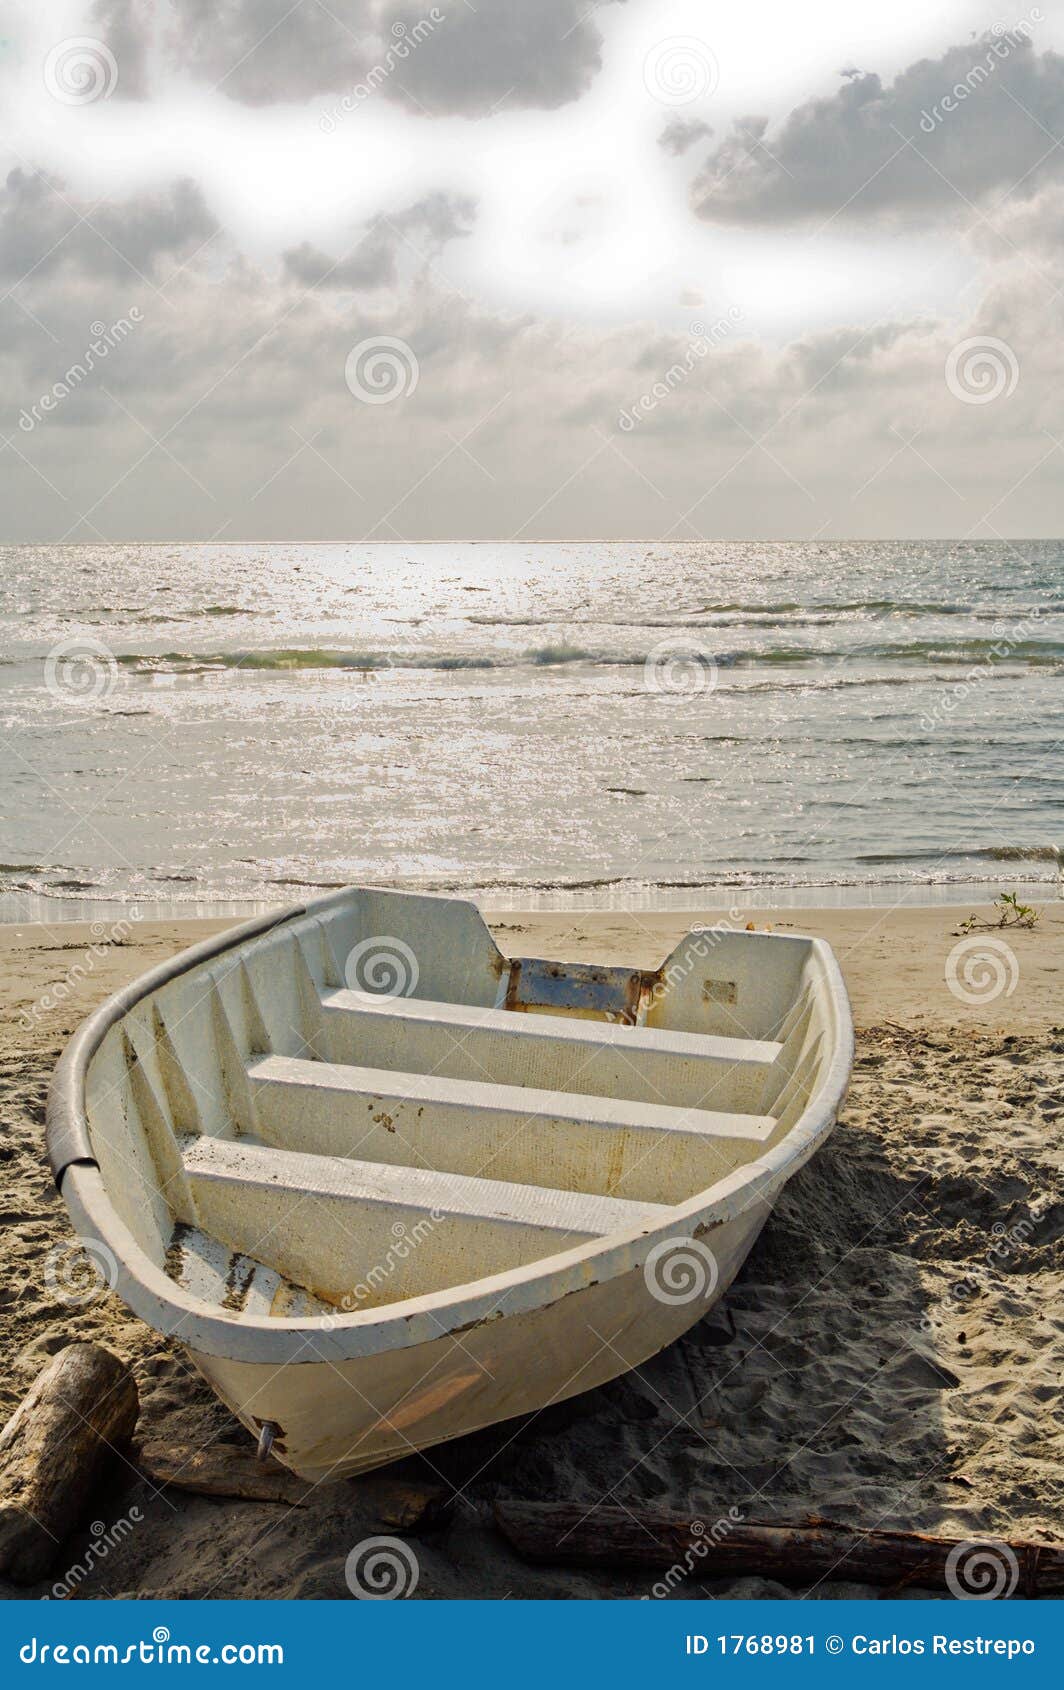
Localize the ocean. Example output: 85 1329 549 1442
1 539 1061 919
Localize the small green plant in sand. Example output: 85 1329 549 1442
955 890 1040 935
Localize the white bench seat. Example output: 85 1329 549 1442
319 988 780 1113
246 1052 778 1206
181 1134 667 1310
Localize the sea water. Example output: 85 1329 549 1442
1 539 1060 917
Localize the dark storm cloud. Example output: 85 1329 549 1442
163 0 365 103
692 32 1064 225
381 0 616 117
0 170 217 283
161 0 622 115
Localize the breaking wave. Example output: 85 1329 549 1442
98 637 1064 675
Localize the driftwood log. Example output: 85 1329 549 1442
0 1343 139 1584
136 1441 314 1507
138 1440 451 1530
494 1503 1064 1596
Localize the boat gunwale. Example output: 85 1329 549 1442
47 889 854 1364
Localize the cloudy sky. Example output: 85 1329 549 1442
2 0 1064 541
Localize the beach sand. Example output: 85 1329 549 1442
1 902 1061 1600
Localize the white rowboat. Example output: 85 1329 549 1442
48 890 853 1482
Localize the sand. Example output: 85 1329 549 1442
0 900 1061 1600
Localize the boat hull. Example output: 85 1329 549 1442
188 1206 769 1482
